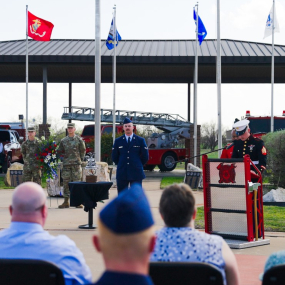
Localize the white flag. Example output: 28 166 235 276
264 4 280 39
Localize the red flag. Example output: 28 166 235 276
28 11 54 41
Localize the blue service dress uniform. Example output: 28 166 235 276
112 134 149 193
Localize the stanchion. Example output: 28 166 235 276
253 189 258 241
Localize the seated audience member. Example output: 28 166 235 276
260 251 285 281
0 182 92 285
92 183 156 285
150 183 240 285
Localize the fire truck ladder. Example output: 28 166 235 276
62 106 192 128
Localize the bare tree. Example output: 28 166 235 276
201 122 226 151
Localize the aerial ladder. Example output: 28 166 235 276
62 106 193 171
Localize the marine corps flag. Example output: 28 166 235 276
28 11 54 41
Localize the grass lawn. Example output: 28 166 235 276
160 177 184 189
0 176 47 190
0 176 13 189
195 206 285 232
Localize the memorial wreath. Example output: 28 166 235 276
36 136 61 179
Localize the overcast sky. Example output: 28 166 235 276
0 0 285 130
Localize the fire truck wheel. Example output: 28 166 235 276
158 152 177 172
144 165 156 171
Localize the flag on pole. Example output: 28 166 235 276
264 4 280 39
106 19 122 50
28 11 54 41
193 9 207 45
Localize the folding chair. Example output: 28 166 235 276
149 262 224 285
0 259 65 285
262 264 285 285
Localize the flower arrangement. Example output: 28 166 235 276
36 136 61 179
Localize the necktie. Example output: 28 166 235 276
128 137 131 144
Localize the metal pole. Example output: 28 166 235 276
26 5 29 139
217 0 222 157
193 4 198 166
69 82 72 124
112 5 116 144
95 0 101 161
187 83 191 122
271 0 275 132
43 66 47 124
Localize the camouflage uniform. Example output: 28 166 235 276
21 138 41 185
58 135 86 198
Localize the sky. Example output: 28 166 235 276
0 0 285 131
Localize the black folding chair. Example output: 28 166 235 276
0 259 65 285
149 262 224 285
262 264 285 285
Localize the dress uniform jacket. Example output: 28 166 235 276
231 135 267 172
112 134 149 181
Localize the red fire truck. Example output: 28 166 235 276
80 123 189 172
62 107 191 172
243 110 285 138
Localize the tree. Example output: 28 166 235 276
262 130 285 188
201 122 226 151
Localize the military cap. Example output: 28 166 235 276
123 117 132 125
27 127 35 132
233 119 250 136
67 123 75 128
99 184 154 234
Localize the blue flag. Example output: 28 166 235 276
106 19 122 50
193 9 207 45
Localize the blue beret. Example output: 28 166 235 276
99 184 154 234
123 117 132 124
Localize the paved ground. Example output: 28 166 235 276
0 170 284 284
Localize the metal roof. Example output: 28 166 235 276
1 39 285 83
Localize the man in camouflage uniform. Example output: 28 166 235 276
21 126 41 184
57 123 86 209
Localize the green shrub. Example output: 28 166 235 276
263 130 285 188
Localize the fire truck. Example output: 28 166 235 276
243 110 285 138
62 107 191 171
226 110 285 140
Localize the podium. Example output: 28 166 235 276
202 154 267 245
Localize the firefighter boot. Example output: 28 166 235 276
58 197 69 209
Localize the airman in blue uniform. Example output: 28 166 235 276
92 184 155 285
112 118 149 193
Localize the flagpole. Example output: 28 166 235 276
270 0 275 132
217 0 222 156
112 5 116 145
25 5 28 139
193 3 198 166
95 0 101 162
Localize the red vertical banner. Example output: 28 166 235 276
28 11 54 41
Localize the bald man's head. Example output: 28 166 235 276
10 182 47 225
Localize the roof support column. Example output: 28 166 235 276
43 66 47 124
69 82 72 123
187 83 191 122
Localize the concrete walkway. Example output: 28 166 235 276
0 171 284 284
